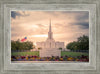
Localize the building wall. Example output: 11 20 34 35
36 42 45 48
37 41 64 49
55 42 64 48
36 41 65 57
39 48 61 57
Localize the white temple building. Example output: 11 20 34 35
36 20 65 57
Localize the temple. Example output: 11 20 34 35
36 20 64 57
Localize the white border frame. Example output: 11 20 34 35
4 4 96 71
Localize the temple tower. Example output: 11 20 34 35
47 19 53 40
36 20 64 57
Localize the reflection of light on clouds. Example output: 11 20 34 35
11 11 89 45
31 35 48 37
33 43 37 46
32 25 39 28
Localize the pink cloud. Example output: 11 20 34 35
11 11 89 46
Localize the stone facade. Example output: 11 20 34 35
36 20 64 57
39 48 61 57
36 41 64 49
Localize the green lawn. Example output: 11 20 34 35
61 51 89 57
11 51 89 57
11 51 39 56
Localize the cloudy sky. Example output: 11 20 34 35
11 11 89 46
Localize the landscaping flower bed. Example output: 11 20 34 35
11 55 89 62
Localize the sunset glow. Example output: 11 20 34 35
11 11 89 45
33 35 48 37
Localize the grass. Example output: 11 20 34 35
11 51 39 56
61 51 89 57
11 51 89 57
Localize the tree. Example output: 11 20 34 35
11 40 33 51
77 35 89 50
11 40 17 51
67 41 79 50
66 42 73 50
59 48 62 51
66 35 89 50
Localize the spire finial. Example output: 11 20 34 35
49 19 51 32
47 19 53 40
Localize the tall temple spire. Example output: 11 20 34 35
49 19 51 32
47 19 53 40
